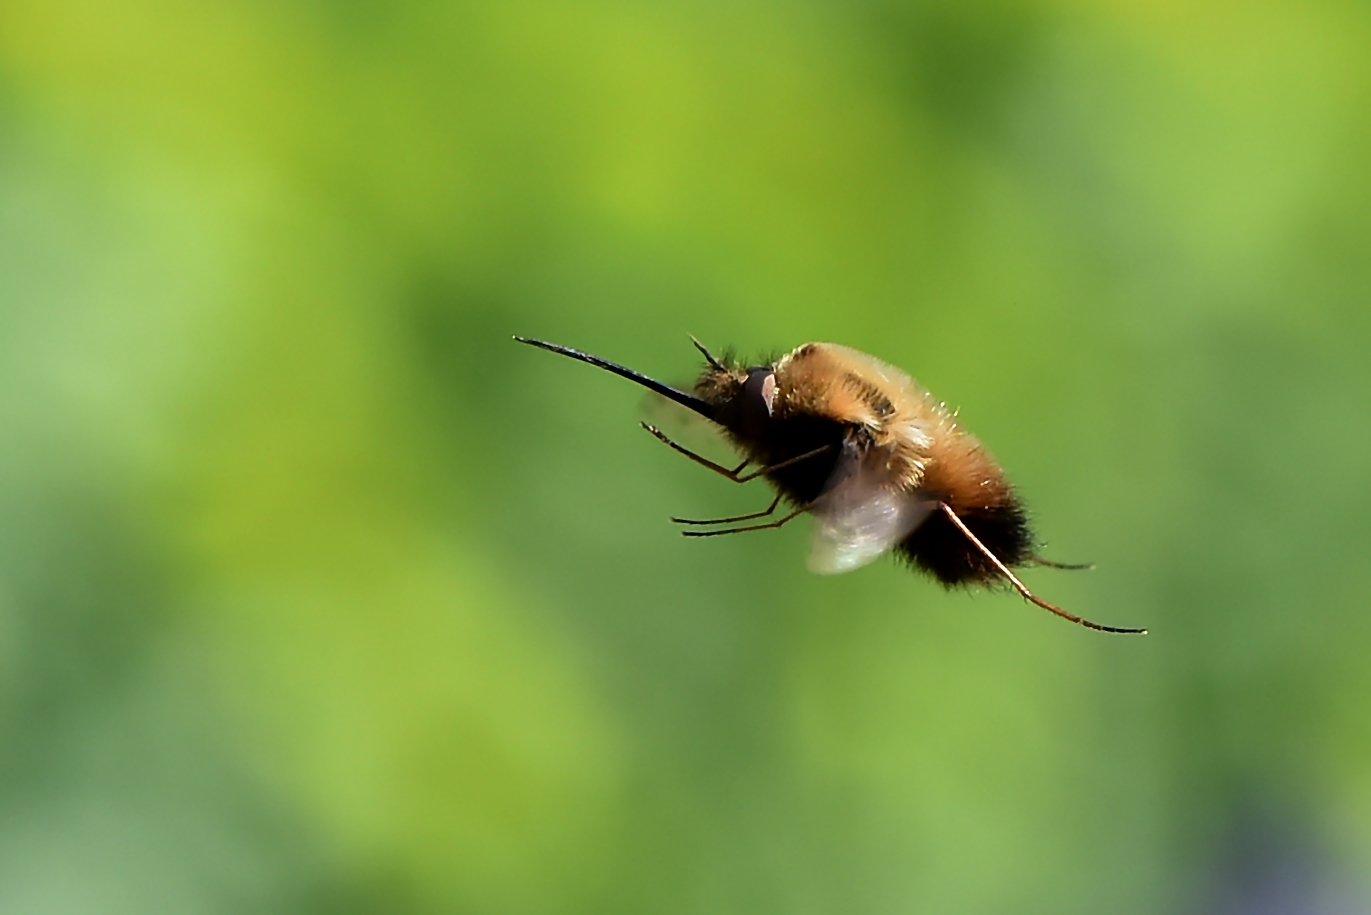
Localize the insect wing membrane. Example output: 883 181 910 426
807 439 933 575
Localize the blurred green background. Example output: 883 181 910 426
2 1 1370 912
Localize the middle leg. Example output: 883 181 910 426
672 492 783 526
680 505 808 538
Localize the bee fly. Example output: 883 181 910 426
514 336 1146 635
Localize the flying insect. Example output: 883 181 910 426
514 335 1145 635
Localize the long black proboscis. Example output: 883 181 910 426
514 337 718 421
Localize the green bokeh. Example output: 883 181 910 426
2 1 1370 912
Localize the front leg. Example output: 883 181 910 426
640 424 831 483
640 423 749 481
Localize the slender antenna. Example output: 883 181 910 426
938 503 1147 635
689 335 728 372
514 337 717 420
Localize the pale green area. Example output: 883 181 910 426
1 1 1370 913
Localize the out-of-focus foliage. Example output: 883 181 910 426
1 1 1370 912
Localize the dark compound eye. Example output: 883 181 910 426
738 367 776 430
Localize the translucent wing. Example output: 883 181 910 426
807 438 934 575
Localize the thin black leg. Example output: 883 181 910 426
673 493 783 526
681 505 808 538
640 423 748 479
640 423 830 483
1030 557 1095 571
936 503 1145 635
